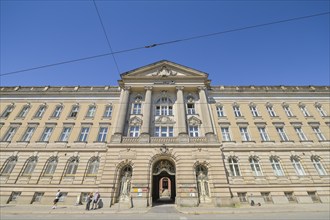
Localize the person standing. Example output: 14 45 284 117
52 189 62 209
91 191 100 210
85 192 93 210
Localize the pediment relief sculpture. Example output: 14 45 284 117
153 65 177 77
188 116 202 125
155 116 175 124
129 116 142 125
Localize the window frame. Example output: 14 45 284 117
39 127 54 142
78 127 90 142
51 105 63 118
34 105 46 118
270 157 285 176
17 105 30 118
228 157 241 176
20 126 36 142
291 157 306 176
216 105 225 117
2 126 18 142
129 125 140 137
188 125 199 137
1 105 14 118
258 127 270 141
221 127 231 141
249 157 263 176
154 126 174 137
97 127 108 142
103 105 113 118
239 127 251 141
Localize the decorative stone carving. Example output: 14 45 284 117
155 116 175 124
129 116 142 125
187 116 202 125
153 66 177 77
153 160 175 175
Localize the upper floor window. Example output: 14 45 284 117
283 105 294 117
258 127 270 141
270 156 284 176
58 127 72 142
129 125 140 137
2 126 18 142
22 156 38 175
39 127 53 142
65 157 79 175
266 104 277 117
86 105 96 118
17 105 30 118
78 127 90 142
86 157 100 175
51 105 63 118
1 104 14 118
216 105 225 117
189 125 199 137
132 103 142 114
311 156 327 176
233 105 242 117
291 156 306 176
103 105 113 118
239 127 251 141
21 126 36 142
155 97 173 116
249 156 263 176
314 102 327 117
221 127 231 141
154 126 173 137
187 103 196 115
294 127 308 141
97 127 108 142
312 126 326 141
299 104 311 117
34 105 46 118
276 127 289 141
228 157 241 176
0 156 17 175
69 105 79 118
249 103 260 117
43 157 58 175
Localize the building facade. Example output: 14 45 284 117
0 60 329 208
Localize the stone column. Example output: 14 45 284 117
198 86 216 142
140 86 152 143
176 86 187 136
112 86 130 142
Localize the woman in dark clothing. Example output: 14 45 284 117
85 192 93 210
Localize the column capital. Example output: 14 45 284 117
176 86 185 91
144 86 153 91
121 86 131 91
197 86 207 91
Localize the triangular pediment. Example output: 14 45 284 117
121 60 208 79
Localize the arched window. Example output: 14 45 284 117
228 157 240 176
249 156 263 176
43 157 58 175
86 157 100 175
22 156 37 175
270 156 284 176
65 157 79 175
311 156 327 176
291 156 305 176
1 156 17 175
155 96 173 116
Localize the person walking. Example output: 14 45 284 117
85 192 93 210
52 189 62 209
91 191 100 210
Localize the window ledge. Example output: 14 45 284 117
93 141 107 143
16 141 30 143
74 141 88 143
261 140 275 143
242 141 256 143
36 141 49 143
300 140 313 143
280 140 294 143
55 141 68 143
222 141 236 143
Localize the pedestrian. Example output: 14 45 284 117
85 192 93 210
91 191 100 210
52 189 62 209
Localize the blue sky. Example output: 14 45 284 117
1 0 329 86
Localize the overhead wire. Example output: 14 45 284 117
92 0 121 74
0 11 329 77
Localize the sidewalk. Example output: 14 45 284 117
1 203 329 215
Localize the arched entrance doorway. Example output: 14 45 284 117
152 159 176 204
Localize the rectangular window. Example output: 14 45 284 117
51 106 63 118
86 106 96 117
2 127 17 142
17 105 30 118
187 103 196 115
9 192 21 202
97 127 108 142
308 191 320 203
258 127 270 141
284 192 296 202
239 127 251 141
276 127 289 141
1 105 14 118
261 192 272 203
300 106 310 117
58 127 72 142
78 127 89 142
40 127 53 142
221 127 231 141
294 127 308 141
316 106 327 117
250 106 260 117
21 127 36 142
216 106 225 117
189 125 199 137
156 106 173 116
129 126 140 137
69 106 79 118
132 103 142 114
32 192 44 203
237 192 247 203
312 127 326 141
154 126 173 137
34 105 46 118
266 106 277 117
103 105 113 117
233 106 242 117
283 106 294 117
